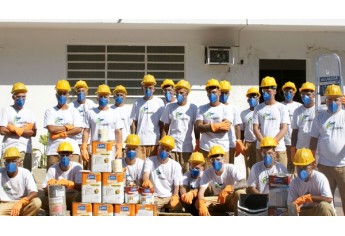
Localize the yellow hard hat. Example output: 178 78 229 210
282 81 297 92
324 84 343 96
57 141 74 153
205 78 220 90
161 79 175 89
3 147 21 160
96 84 111 95
189 152 205 164
174 80 191 93
74 80 89 91
141 74 157 86
113 85 127 95
299 82 315 92
159 135 175 150
260 136 278 148
11 82 28 94
260 76 277 87
246 87 261 97
219 80 231 92
293 148 315 166
125 134 141 146
55 80 71 92
208 145 225 158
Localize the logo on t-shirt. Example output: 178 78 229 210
326 121 343 130
96 118 105 124
247 117 253 125
301 114 313 123
54 117 64 125
175 112 183 119
13 116 21 124
205 112 214 119
262 112 276 121
262 175 268 184
140 106 153 114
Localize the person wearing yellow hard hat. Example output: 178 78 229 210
288 148 335 216
44 80 83 170
160 79 199 173
41 141 82 215
196 145 246 216
246 136 288 195
195 78 232 165
81 84 124 161
253 76 290 169
0 147 42 216
281 81 302 174
130 74 165 159
290 82 316 172
161 79 176 105
69 80 96 170
310 84 345 214
0 82 36 171
240 87 261 178
141 135 183 213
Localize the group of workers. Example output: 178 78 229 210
0 73 344 216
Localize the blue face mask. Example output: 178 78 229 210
190 168 200 178
301 95 311 106
6 162 17 173
126 150 136 160
263 92 271 102
159 150 169 161
284 92 293 102
219 93 228 104
15 97 25 108
328 101 338 113
115 96 123 105
77 92 85 103
176 93 184 104
60 156 70 168
297 169 309 182
208 93 217 104
57 95 67 106
99 97 108 107
165 91 172 102
212 160 222 171
263 154 273 168
248 97 257 108
145 88 152 98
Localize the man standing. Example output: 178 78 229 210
161 79 176 105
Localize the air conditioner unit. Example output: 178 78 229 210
205 46 239 65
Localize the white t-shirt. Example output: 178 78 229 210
291 105 315 149
44 106 83 155
247 161 288 194
130 97 165 145
0 167 38 201
181 170 203 190
225 103 242 148
143 156 182 198
200 164 245 196
240 108 256 142
160 102 198 152
110 104 132 147
282 101 302 145
122 158 144 183
84 107 124 142
42 161 82 193
0 106 36 153
253 102 290 151
69 99 97 144
310 109 345 167
287 171 334 209
196 103 233 152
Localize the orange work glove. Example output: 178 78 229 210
290 146 296 163
217 185 233 204
64 124 74 131
234 140 246 157
11 197 29 216
115 143 123 158
81 143 89 162
47 179 57 186
50 131 67 140
56 179 75 190
181 189 198 204
293 194 313 206
142 179 154 189
193 139 200 152
169 194 180 208
210 121 230 132
7 124 24 136
22 123 34 130
198 199 210 216
341 97 345 105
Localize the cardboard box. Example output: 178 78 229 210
114 204 135 216
91 152 114 173
92 141 114 154
268 207 288 216
93 203 114 216
72 202 92 216
124 186 140 204
81 171 102 203
135 204 157 216
268 187 289 207
269 174 292 188
102 181 124 204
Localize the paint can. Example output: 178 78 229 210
48 185 67 216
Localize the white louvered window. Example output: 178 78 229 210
66 45 185 104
